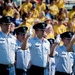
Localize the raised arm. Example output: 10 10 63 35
67 35 75 52
49 34 61 56
49 42 59 57
21 26 33 50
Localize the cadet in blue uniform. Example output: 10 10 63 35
52 31 75 75
21 22 50 75
15 26 31 75
67 32 75 75
48 38 55 75
0 16 17 75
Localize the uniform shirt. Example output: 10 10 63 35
16 40 30 71
28 37 50 67
0 31 17 65
49 57 55 75
55 45 75 73
72 45 75 74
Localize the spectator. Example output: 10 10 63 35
53 18 67 36
12 11 22 27
20 0 32 16
3 3 15 17
18 13 31 31
36 0 46 14
48 0 59 19
30 4 39 19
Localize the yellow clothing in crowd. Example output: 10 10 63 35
38 17 46 22
56 0 65 9
56 13 66 20
18 22 31 31
49 5 59 16
36 3 46 13
46 33 54 39
68 10 75 21
54 24 67 36
21 2 32 15
30 9 39 19
26 17 34 25
3 9 14 17
71 23 75 33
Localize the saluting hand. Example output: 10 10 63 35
27 26 33 36
55 34 61 44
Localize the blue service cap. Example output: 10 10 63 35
1 16 12 24
15 26 28 35
60 31 74 39
33 22 47 30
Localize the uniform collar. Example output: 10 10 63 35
35 36 47 43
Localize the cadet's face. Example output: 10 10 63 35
18 33 25 41
63 38 71 46
36 29 46 38
17 33 25 42
10 24 15 32
1 23 11 33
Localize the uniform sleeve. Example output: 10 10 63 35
27 38 32 49
48 42 50 54
73 53 75 66
72 45 75 53
53 46 60 56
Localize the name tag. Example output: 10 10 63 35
0 39 5 43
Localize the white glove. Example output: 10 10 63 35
73 34 75 38
27 26 33 36
55 34 61 44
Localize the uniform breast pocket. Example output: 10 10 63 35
11 42 16 51
44 47 49 54
0 40 5 46
60 53 67 58
70 56 74 65
35 44 40 50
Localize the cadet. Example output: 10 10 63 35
48 38 55 75
0 16 17 75
67 32 75 75
21 22 50 75
15 26 31 75
44 38 55 75
52 31 75 75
